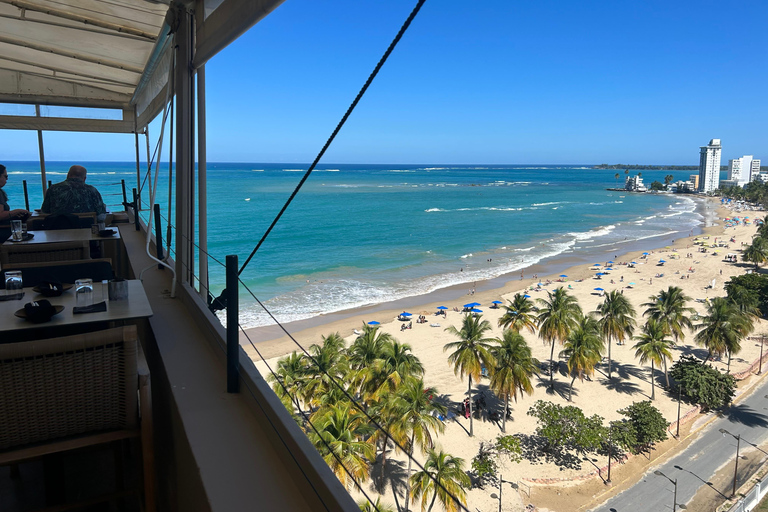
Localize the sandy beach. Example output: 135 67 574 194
247 199 768 512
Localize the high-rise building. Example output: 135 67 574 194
728 158 744 185
698 139 722 193
751 158 762 182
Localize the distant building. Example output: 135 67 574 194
689 174 700 190
625 174 647 192
698 139 722 193
720 179 739 189
728 155 753 186
751 158 762 182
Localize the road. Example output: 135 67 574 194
592 376 768 512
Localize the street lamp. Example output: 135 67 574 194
719 428 741 497
489 472 502 512
653 470 686 511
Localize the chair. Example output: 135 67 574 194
1 258 113 287
29 212 96 230
0 325 156 511
0 240 90 266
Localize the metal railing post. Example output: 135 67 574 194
48 180 52 190
22 180 29 211
154 204 164 268
132 188 140 231
226 255 240 393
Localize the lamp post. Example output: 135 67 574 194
490 472 502 512
759 335 765 375
719 428 741 497
676 384 682 438
653 470 685 511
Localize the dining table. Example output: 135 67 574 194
0 279 152 341
2 228 121 246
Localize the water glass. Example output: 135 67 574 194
10 219 22 241
97 213 106 232
75 278 93 307
5 270 23 298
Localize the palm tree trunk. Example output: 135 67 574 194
607 334 612 379
468 375 474 437
379 436 388 489
727 350 732 373
405 434 414 512
663 358 670 388
502 395 508 433
650 361 655 400
428 487 438 512
549 342 556 390
569 375 576 401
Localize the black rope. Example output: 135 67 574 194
239 325 382 512
237 0 427 277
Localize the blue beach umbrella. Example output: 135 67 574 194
642 252 650 255
491 300 503 304
606 261 614 264
368 321 380 325
630 261 638 265
629 282 636 285
468 302 481 307
437 306 448 310
470 308 483 313
523 294 531 298
596 272 605 276
560 274 568 278
401 312 412 317
594 287 604 291
659 259 666 263
463 303 474 308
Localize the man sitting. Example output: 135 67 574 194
41 165 106 216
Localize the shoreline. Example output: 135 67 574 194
240 196 722 359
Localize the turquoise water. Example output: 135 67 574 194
3 162 719 327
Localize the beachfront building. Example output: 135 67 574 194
689 174 700 190
728 155 755 186
624 174 647 192
698 138 722 193
751 158 762 182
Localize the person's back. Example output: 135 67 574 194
41 165 106 216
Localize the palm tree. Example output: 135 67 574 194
489 330 540 431
358 498 397 512
559 315 603 401
642 286 695 344
498 293 538 334
537 287 582 390
378 341 424 396
390 378 446 512
303 334 349 409
308 402 375 490
614 172 620 186
633 319 674 399
348 325 392 404
409 449 471 512
595 290 636 379
743 236 768 269
267 351 308 412
444 313 496 436
694 296 754 372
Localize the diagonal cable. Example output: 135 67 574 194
238 0 427 276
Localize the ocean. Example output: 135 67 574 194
3 162 720 328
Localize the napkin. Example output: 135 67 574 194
73 301 107 315
37 279 63 297
24 300 56 323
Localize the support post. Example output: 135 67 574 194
134 132 142 211
121 180 128 208
226 255 239 393
133 189 140 231
35 105 47 197
733 435 740 497
197 64 209 300
154 203 164 268
22 180 29 211
673 478 678 511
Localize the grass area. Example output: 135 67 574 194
757 493 768 511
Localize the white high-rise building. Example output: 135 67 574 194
698 138 722 193
751 158 762 182
728 158 744 185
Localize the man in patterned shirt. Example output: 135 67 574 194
41 165 106 216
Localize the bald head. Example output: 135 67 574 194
67 165 87 181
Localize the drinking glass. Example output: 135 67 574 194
75 278 93 307
11 220 22 241
97 213 106 232
5 270 23 298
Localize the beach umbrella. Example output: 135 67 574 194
596 272 605 276
642 252 650 255
560 274 568 278
594 287 604 291
606 261 614 264
470 308 483 313
630 261 637 265
468 302 481 307
401 312 412 317
523 294 531 298
628 282 635 285
659 259 666 262
368 321 380 325
463 303 475 309
437 306 448 310
491 300 503 304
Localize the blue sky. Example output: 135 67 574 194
3 0 766 164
